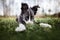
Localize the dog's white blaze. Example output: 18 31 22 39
15 24 26 32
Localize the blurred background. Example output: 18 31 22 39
0 0 60 17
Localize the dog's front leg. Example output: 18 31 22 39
15 23 26 32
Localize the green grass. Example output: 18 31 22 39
0 17 60 40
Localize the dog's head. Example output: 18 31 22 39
24 5 40 24
31 5 40 15
22 8 34 24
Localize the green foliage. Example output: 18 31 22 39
0 19 18 32
0 18 60 40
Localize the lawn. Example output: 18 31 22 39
0 17 60 40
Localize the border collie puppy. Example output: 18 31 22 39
15 3 40 32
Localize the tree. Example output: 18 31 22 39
1 0 10 17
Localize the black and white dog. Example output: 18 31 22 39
15 3 40 32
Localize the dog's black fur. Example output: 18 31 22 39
21 3 28 15
16 3 40 25
31 5 40 15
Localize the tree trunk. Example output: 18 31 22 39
1 0 10 17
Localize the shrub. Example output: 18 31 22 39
0 19 18 32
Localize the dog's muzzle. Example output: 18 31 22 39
26 20 34 24
23 19 34 24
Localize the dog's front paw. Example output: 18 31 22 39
15 24 26 32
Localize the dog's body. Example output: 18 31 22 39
15 3 40 32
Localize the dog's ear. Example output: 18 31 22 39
31 5 40 15
21 3 28 11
